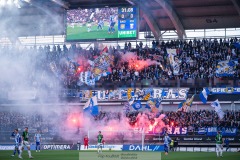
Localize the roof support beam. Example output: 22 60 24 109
231 0 240 16
130 0 161 40
51 0 69 9
154 0 186 39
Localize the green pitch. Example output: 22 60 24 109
0 151 239 160
66 23 118 40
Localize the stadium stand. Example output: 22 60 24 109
0 38 239 91
0 0 240 159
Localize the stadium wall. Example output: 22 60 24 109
1 103 240 112
0 144 239 152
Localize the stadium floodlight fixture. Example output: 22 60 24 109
51 0 69 9
126 0 135 5
0 0 6 6
14 0 21 8
7 0 13 5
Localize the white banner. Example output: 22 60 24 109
0 145 15 150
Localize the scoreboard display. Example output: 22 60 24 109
66 6 138 41
118 7 137 38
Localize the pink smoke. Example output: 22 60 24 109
121 52 160 71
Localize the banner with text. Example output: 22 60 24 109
145 135 240 143
146 126 187 135
79 88 189 101
211 87 240 94
122 145 164 151
206 127 237 136
80 145 122 151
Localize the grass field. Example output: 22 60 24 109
0 151 239 160
66 23 118 40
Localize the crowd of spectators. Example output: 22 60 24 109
67 8 117 24
0 38 239 91
125 110 240 132
1 109 239 134
94 111 122 122
0 111 43 132
164 110 240 131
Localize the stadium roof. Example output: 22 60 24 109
0 0 240 39
66 0 240 39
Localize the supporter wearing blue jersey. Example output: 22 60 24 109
163 133 171 155
11 129 21 157
34 130 41 152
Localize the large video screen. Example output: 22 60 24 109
66 6 138 41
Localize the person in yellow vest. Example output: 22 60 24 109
170 139 174 151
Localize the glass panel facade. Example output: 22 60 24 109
1 28 240 48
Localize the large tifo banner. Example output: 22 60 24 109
79 88 189 101
122 145 164 151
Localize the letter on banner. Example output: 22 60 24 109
97 91 106 100
167 126 172 134
129 145 134 150
173 127 180 134
153 89 163 98
179 89 187 99
181 127 187 134
166 89 176 99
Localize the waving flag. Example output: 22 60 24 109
215 60 238 77
234 42 240 49
211 99 224 119
177 101 185 112
177 95 195 112
146 98 162 113
79 52 113 86
91 53 114 76
83 96 99 116
95 71 111 81
79 71 96 86
132 100 142 111
199 88 210 104
167 49 179 75
100 46 108 55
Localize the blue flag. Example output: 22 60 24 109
146 98 162 109
83 96 99 116
211 99 224 119
234 42 240 49
177 95 195 112
178 101 185 109
132 100 142 110
199 88 210 104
